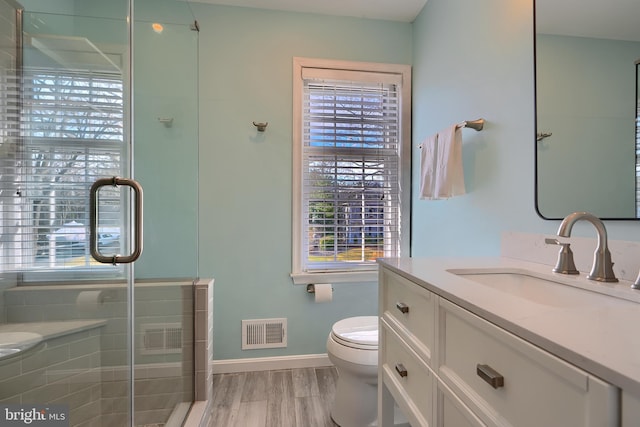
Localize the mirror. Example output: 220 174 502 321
535 0 640 219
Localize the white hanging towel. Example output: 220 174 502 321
419 124 466 200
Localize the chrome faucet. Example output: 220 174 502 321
557 212 618 282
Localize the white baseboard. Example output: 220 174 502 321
211 353 333 374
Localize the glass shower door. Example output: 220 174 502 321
0 0 199 426
0 4 136 426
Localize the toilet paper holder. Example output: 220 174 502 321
307 283 334 303
306 283 333 293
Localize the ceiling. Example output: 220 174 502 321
188 0 429 22
187 0 640 41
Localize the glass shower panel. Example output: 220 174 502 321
1 5 135 427
132 16 199 281
130 6 199 427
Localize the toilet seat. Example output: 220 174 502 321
330 316 378 350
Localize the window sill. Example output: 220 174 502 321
290 270 378 285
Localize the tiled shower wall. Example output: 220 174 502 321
1 279 206 427
3 282 193 366
0 326 103 426
194 278 214 402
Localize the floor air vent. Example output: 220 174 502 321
242 318 287 350
141 323 183 355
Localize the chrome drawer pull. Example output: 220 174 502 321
395 363 408 378
396 302 409 314
477 364 504 389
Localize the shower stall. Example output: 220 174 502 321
0 0 200 425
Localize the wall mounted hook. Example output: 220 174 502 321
158 117 174 127
253 121 268 132
537 132 552 142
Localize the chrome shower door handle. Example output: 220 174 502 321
90 177 144 264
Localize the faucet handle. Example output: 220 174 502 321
545 238 579 275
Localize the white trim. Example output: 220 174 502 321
301 67 403 84
291 57 412 282
290 269 378 285
293 56 412 78
211 353 333 374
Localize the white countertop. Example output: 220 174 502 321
378 257 640 396
0 319 106 342
0 319 107 362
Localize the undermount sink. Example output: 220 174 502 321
448 268 619 308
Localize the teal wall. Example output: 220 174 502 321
536 34 639 219
192 4 412 359
411 0 543 256
410 0 640 257
19 0 75 14
196 0 640 361
132 19 199 279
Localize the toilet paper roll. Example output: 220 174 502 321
313 283 333 303
76 290 104 311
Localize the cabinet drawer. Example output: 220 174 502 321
380 268 436 365
381 319 434 427
438 298 619 427
437 378 486 427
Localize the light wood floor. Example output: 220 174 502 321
208 367 340 427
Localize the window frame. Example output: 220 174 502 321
291 57 411 285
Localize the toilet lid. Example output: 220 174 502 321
331 316 378 347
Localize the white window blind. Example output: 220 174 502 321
0 67 125 274
297 66 407 276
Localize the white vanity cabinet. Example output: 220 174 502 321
378 266 621 427
438 298 618 427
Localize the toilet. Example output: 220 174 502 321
326 316 379 427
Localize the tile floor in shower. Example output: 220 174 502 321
208 366 340 427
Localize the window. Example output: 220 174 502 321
0 67 125 279
292 58 411 284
